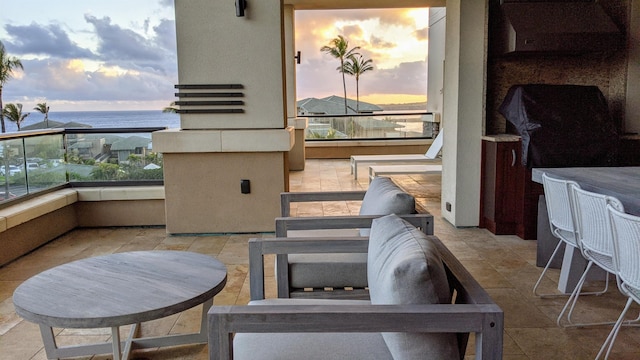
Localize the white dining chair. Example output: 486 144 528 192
556 186 621 327
597 205 640 359
533 173 607 298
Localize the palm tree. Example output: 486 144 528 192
321 35 360 114
3 103 29 131
343 55 374 113
0 41 24 133
162 101 178 113
34 102 50 128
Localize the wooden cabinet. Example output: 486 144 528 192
480 136 543 240
480 137 521 235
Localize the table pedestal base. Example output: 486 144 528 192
39 298 212 360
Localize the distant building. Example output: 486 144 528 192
297 96 382 115
109 136 152 163
67 139 101 159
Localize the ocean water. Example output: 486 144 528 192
12 110 180 132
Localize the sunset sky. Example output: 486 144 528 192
0 1 428 112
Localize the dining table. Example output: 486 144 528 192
532 167 640 293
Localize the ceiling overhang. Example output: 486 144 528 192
283 0 445 10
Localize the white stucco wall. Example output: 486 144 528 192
427 8 446 116
440 0 487 227
157 0 291 233
174 0 286 129
284 5 297 119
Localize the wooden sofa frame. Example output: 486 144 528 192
280 190 371 217
209 234 504 360
277 188 434 298
276 213 432 298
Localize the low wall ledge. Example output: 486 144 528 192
152 127 295 153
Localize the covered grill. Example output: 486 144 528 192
499 84 620 168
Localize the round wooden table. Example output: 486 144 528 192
13 250 227 360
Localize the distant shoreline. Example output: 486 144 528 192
378 102 427 111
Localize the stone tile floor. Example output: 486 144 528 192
1 159 639 359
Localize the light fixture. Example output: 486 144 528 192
235 0 247 17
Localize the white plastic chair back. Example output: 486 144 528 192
608 206 640 299
596 205 640 359
541 173 579 245
571 186 623 272
424 129 443 159
555 185 622 328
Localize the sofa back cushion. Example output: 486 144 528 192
359 177 416 216
367 214 459 360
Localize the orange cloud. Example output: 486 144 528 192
295 8 429 104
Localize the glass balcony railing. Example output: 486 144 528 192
0 115 438 203
0 127 164 203
65 128 163 184
303 112 439 140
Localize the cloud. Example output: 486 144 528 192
370 35 395 49
377 10 419 27
83 15 177 76
1 13 177 109
3 23 95 58
84 14 164 62
2 4 426 111
153 19 177 53
3 58 175 104
296 59 426 100
364 61 426 95
295 8 427 102
304 9 417 27
296 9 427 62
414 27 429 41
341 25 364 41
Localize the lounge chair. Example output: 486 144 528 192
350 129 443 179
368 163 442 183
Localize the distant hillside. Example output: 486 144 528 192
378 102 427 111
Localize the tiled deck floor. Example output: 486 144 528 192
1 159 639 359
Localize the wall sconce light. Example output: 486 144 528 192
235 0 247 17
294 51 301 64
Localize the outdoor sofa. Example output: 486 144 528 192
275 177 433 298
209 214 503 359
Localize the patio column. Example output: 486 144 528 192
153 0 293 233
284 5 307 170
440 0 487 227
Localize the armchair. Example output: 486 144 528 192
276 177 433 298
209 215 503 360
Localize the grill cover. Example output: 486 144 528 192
499 84 619 168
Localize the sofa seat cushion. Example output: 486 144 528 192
367 214 459 360
289 253 368 288
286 228 361 238
247 298 371 306
286 229 365 289
234 299 389 360
234 332 390 360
